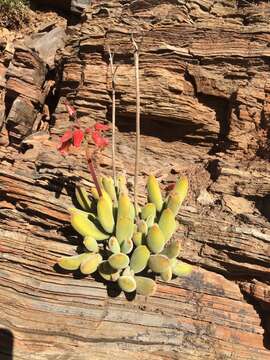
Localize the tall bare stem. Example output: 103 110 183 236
86 147 102 197
131 34 140 216
108 46 117 184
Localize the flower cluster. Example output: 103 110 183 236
86 123 110 150
58 102 110 155
58 126 84 155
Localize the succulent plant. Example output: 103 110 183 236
57 175 192 297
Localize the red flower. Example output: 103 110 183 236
73 129 84 147
85 122 110 150
64 100 77 118
94 123 110 131
85 123 110 134
92 130 109 150
60 128 73 143
58 121 109 155
58 128 84 155
58 141 71 155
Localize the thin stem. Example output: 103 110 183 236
108 46 117 184
86 147 102 197
131 34 140 216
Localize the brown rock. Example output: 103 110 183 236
6 96 37 143
24 27 67 68
223 195 254 215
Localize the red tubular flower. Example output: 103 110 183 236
58 128 84 155
94 123 110 131
64 100 77 118
58 121 109 155
73 129 84 147
92 130 109 150
58 129 73 155
60 129 73 143
58 141 72 155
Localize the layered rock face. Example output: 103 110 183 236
1 1 270 359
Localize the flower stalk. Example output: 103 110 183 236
108 46 117 184
85 147 102 197
58 101 110 197
131 34 141 216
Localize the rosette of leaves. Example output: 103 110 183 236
57 175 192 297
